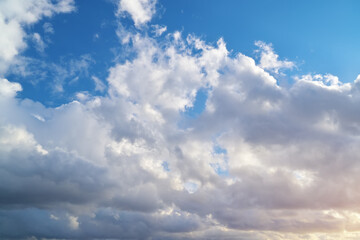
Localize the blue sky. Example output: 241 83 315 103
3 1 360 239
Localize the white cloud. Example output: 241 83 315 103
0 78 22 97
152 24 167 36
68 215 79 230
117 0 157 28
0 16 24 68
294 73 351 91
107 35 206 112
255 40 295 74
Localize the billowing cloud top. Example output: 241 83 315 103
2 1 360 240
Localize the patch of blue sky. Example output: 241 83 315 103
162 161 170 172
210 163 229 177
183 87 208 118
211 145 229 177
177 87 209 129
184 182 199 194
213 145 227 155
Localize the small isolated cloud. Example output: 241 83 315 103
152 24 167 36
43 22 54 34
93 33 100 41
255 40 295 74
50 214 59 220
68 215 79 230
117 0 157 28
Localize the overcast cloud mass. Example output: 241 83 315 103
2 0 360 239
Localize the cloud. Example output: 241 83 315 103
32 33 46 53
68 215 79 230
92 76 106 92
255 40 295 74
117 0 157 28
4 30 360 239
0 0 75 75
152 24 167 36
43 22 54 34
3 2 360 240
0 78 22 97
8 54 94 93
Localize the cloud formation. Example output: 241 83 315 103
2 1 360 240
117 0 157 28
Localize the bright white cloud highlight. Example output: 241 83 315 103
0 78 22 97
68 215 79 230
117 0 157 28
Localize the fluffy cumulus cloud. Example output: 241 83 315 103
117 0 157 28
0 0 75 75
3 2 360 240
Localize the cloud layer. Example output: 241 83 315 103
1 1 360 239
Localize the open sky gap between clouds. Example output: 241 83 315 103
2 0 360 239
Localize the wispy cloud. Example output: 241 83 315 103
31 33 46 53
255 40 295 74
92 75 106 92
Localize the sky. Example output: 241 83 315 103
2 0 360 239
